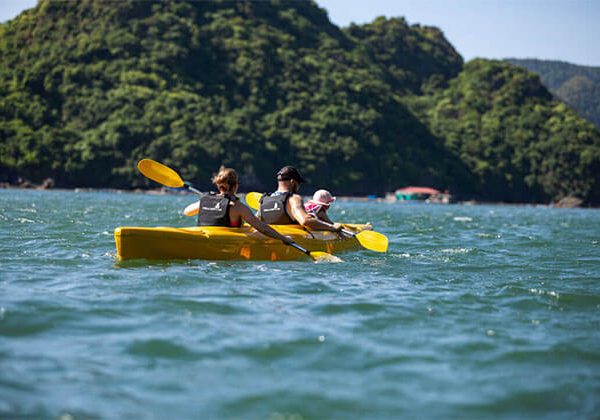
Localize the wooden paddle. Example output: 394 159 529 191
245 192 388 253
137 160 339 262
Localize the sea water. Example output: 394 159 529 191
1 189 599 418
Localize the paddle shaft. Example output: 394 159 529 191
318 220 364 240
341 227 359 238
184 184 202 196
287 240 311 256
320 221 355 238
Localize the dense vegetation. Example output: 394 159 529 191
507 58 600 129
1 1 599 204
343 16 463 94
406 60 600 203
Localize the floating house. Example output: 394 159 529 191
394 186 451 203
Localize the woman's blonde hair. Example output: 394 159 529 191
211 166 238 192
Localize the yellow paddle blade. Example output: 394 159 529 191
309 252 343 263
355 230 388 253
183 201 199 216
245 192 262 210
137 159 184 188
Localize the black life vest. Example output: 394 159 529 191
259 192 298 224
197 193 233 227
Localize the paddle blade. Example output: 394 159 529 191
183 201 199 217
137 159 184 188
245 192 262 210
287 241 340 262
309 251 342 263
355 230 388 253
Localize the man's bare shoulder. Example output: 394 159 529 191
288 193 304 204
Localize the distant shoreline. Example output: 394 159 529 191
1 184 593 209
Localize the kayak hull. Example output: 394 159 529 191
114 224 371 261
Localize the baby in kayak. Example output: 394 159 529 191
304 189 336 224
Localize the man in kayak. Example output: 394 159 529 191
258 166 343 232
196 166 295 245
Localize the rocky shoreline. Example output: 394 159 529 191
1 182 591 208
1 178 56 190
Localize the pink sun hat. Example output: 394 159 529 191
310 189 336 206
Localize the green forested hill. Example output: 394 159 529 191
0 1 464 193
407 60 599 203
343 16 463 94
506 58 600 129
1 1 599 204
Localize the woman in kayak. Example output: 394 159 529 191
192 166 294 244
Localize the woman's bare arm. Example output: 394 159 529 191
235 202 294 244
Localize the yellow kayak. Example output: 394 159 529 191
114 224 371 261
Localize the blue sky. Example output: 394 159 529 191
2 0 599 66
317 0 600 66
0 0 36 23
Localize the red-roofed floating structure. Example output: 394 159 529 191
396 187 441 195
395 186 451 203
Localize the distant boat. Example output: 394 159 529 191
394 186 451 203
